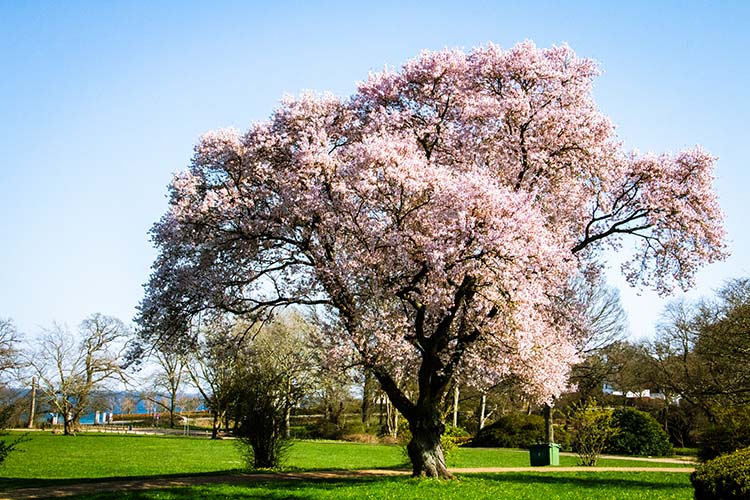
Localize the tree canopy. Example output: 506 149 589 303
652 278 750 414
137 42 725 477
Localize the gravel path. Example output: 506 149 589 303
0 466 695 500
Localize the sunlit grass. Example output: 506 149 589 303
48 473 695 500
0 431 691 494
0 432 241 489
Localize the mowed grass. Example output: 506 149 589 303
0 431 693 498
0 432 243 489
2 432 689 478
35 473 695 500
293 440 691 469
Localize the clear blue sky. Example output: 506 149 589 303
1 1 748 340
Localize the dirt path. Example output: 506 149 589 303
0 466 695 500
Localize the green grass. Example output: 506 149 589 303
288 439 406 469
0 431 692 495
1 432 689 479
445 447 692 469
0 432 242 489
38 473 695 500
290 440 693 470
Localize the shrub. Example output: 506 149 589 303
232 365 295 469
606 407 672 456
342 433 380 444
234 393 291 470
312 418 367 440
691 446 750 500
441 424 470 455
553 424 571 452
470 413 544 448
568 399 615 466
698 407 750 461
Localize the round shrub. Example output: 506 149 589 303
470 413 544 448
691 447 750 500
606 407 672 456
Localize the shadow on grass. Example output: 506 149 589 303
0 469 242 491
56 487 328 500
13 477 391 500
2 473 694 500
465 472 689 491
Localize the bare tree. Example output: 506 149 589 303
0 318 24 463
651 279 750 416
565 272 629 401
185 317 242 438
0 318 21 376
142 348 185 428
27 314 129 435
573 275 629 355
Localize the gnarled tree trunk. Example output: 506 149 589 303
406 408 452 478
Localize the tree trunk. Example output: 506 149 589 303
284 406 291 439
479 392 487 430
384 398 401 438
27 377 36 429
452 384 459 428
63 415 74 436
362 370 374 430
211 411 219 439
406 409 453 478
169 400 176 428
543 402 554 443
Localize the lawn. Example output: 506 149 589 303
24 474 695 500
0 431 694 499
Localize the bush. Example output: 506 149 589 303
441 424 470 455
342 433 380 444
470 413 544 448
698 407 750 461
553 424 571 452
691 447 750 500
568 399 615 466
606 407 672 456
232 366 294 469
311 418 367 440
234 395 290 470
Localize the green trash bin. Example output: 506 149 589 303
529 443 560 466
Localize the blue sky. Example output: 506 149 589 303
1 1 748 340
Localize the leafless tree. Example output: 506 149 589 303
142 348 186 428
650 278 750 415
0 318 21 377
185 316 242 438
0 318 24 462
27 314 129 435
